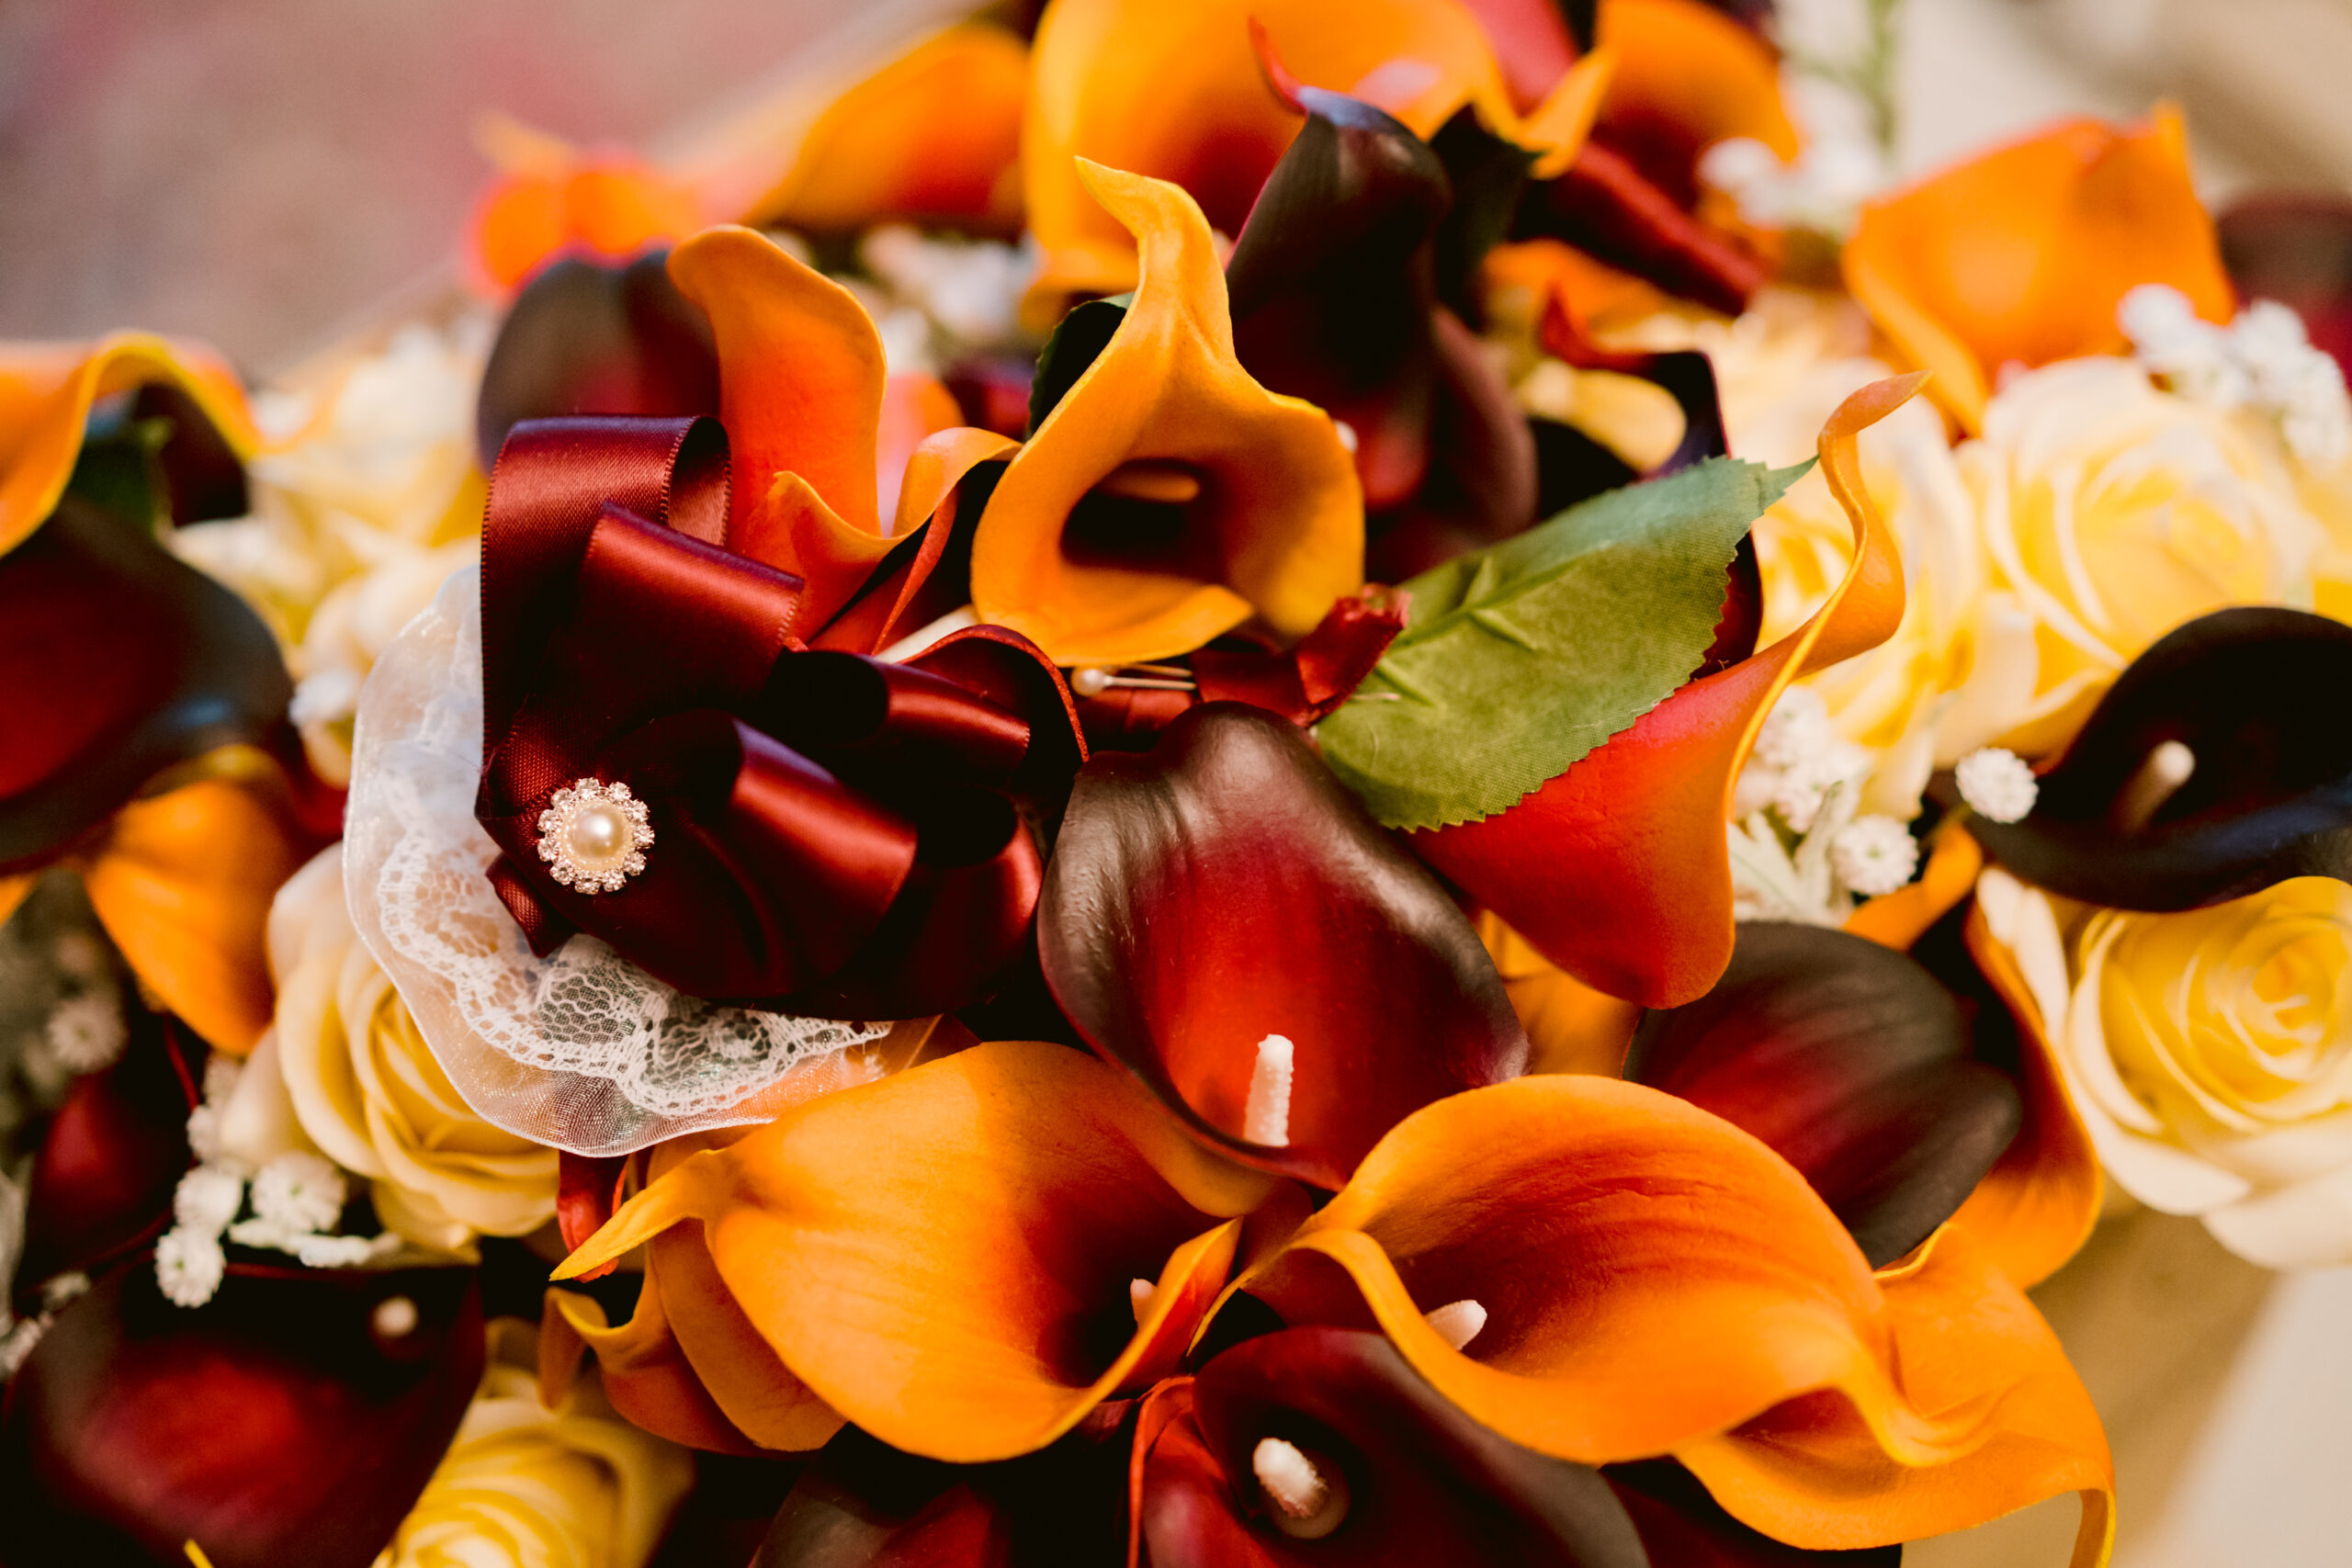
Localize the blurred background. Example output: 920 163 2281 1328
1 1 2347 1564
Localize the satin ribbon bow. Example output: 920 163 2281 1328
476 415 1083 1019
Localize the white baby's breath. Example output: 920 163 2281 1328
155 1226 227 1309
251 1151 346 1235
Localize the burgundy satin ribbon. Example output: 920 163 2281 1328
476 415 1083 1019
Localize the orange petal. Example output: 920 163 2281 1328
1679 1225 2113 1563
1844 818 1984 952
1236 1075 2110 1559
1844 109 2231 432
1593 0 1797 198
736 22 1029 235
1023 0 1518 312
972 163 1363 665
78 776 308 1054
540 1273 769 1457
1413 375 1917 1007
555 1041 1281 1462
0 333 256 559
470 154 702 294
1945 894 2103 1290
668 224 886 543
1473 908 1641 1076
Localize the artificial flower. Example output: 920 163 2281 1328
376 1321 693 1568
467 120 704 295
1844 110 2234 432
0 336 318 1053
1406 375 1914 1009
1037 704 1529 1189
1979 868 2352 1270
260 844 557 1253
727 21 1029 238
1948 355 2328 759
970 163 1363 664
0 1258 484 1566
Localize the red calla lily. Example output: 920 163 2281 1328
0 1261 482 1568
1038 704 1530 1190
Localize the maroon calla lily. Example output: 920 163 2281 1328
1944 606 2352 911
0 1260 482 1568
1623 921 2021 1269
473 251 722 468
1142 1327 1645 1568
1037 704 1529 1190
0 494 296 872
757 1409 1136 1568
2217 195 2352 374
13 1018 198 1298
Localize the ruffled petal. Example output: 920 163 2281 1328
555 1041 1280 1463
1233 1076 2111 1560
468 138 701 293
971 164 1363 665
541 1276 768 1458
1411 376 1917 1007
1844 110 2231 431
1039 705 1529 1190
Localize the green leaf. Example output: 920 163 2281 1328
1026 292 1133 436
1318 456 1812 830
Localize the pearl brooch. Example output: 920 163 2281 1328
537 779 654 894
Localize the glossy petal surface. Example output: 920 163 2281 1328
556 1042 1278 1463
1040 705 1529 1189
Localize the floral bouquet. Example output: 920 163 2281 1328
6 1 2352 1564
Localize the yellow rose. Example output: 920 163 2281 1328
1948 356 2324 758
1981 868 2352 1269
268 844 558 1250
378 1322 692 1568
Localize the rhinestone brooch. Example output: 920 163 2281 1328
536 779 653 894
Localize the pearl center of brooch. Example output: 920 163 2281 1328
537 779 654 894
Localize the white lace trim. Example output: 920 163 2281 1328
343 567 888 1154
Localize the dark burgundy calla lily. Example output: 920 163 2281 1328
1947 606 2352 911
1624 921 2022 1269
474 250 721 468
0 493 294 872
756 1410 1135 1567
13 1016 198 1299
1603 1459 1895 1568
1037 704 1529 1190
2217 195 2352 373
475 414 1084 1019
0 1260 482 1568
1142 1327 1647 1568
1223 68 1537 581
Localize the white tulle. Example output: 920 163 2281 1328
343 568 888 1155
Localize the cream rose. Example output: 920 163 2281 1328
376 1322 692 1568
266 844 557 1250
1946 356 2326 759
1981 867 2352 1269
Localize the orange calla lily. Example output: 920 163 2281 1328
1844 109 2233 432
0 333 255 558
1235 1075 2113 1562
733 21 1028 236
971 163 1363 665
554 1041 1284 1464
3 336 315 1055
1023 0 1614 318
664 224 1017 643
1473 908 1641 1077
468 118 703 294
1413 375 1917 1009
1944 892 2105 1291
1846 816 1984 951
1592 0 1796 205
